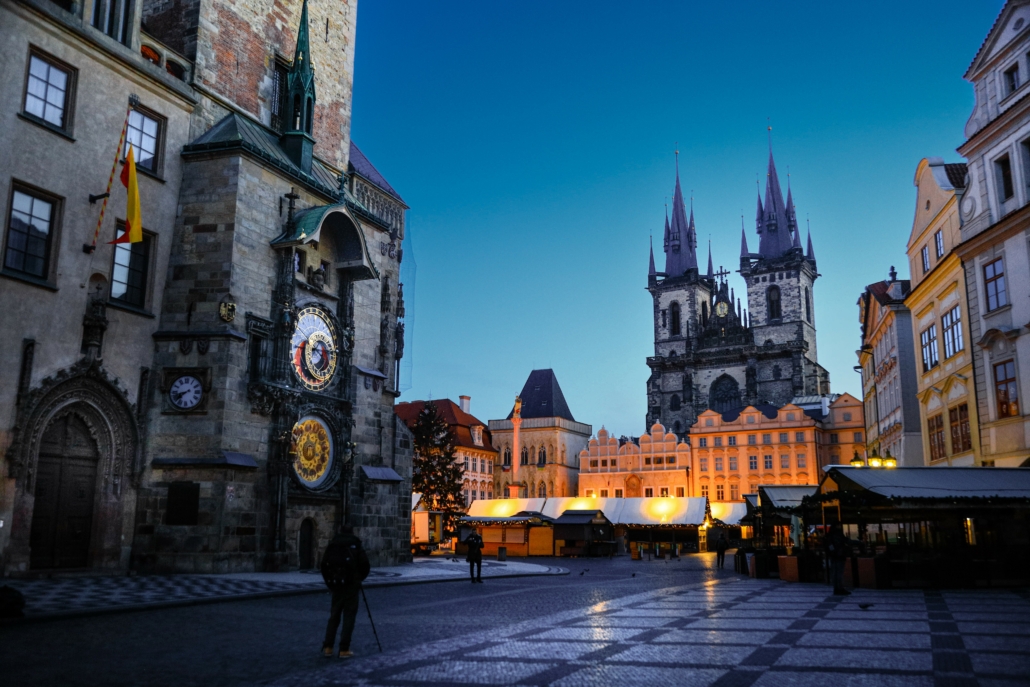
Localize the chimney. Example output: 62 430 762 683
459 395 471 413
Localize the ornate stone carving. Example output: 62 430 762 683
82 296 108 361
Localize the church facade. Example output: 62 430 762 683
646 150 830 437
1 0 412 575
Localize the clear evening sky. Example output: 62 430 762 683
350 1 1003 438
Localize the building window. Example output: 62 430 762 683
670 394 681 411
699 457 708 471
91 0 134 45
942 305 963 358
996 154 1015 202
644 457 652 465
714 436 722 447
780 455 790 469
4 187 56 280
730 484 739 500
537 483 545 498
538 447 546 466
921 324 939 372
762 433 772 444
764 455 773 470
747 415 755 424
928 414 946 462
728 456 738 471
125 108 161 173
520 447 529 465
585 489 595 497
1005 63 1020 95
779 432 788 444
270 59 289 133
747 435 756 445
797 453 806 468
675 487 684 497
599 489 609 498
934 230 945 258
615 489 623 498
503 447 511 466
659 487 669 497
705 418 714 426
805 286 811 323
700 484 708 498
715 484 725 500
471 426 483 446
714 457 723 471
670 301 681 336
921 245 930 274
950 404 971 453
698 438 707 448
110 226 152 308
728 436 736 446
984 258 1008 312
666 455 676 464
795 431 804 442
644 487 654 498
24 53 73 130
767 285 781 320
995 360 1019 417
844 412 852 421
786 412 795 421
853 432 863 443
749 456 758 470
463 456 469 471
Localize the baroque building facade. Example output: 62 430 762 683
1 0 414 575
904 158 982 466
857 270 923 466
490 370 591 499
577 424 691 499
646 150 830 438
954 0 1030 468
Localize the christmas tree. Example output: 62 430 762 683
411 401 464 525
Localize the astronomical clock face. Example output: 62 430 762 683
715 301 729 318
291 306 338 391
169 375 203 409
290 416 334 488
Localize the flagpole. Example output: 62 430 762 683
85 94 137 254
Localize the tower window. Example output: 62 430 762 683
766 285 781 320
293 94 302 130
670 302 681 336
804 287 811 323
305 97 313 134
670 394 681 411
270 59 288 133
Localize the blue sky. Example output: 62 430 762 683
350 1 1002 437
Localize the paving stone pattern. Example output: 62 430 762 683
272 579 1030 687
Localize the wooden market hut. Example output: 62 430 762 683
803 466 1030 588
756 485 818 548
457 511 553 557
551 510 615 557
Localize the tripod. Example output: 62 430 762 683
360 586 382 653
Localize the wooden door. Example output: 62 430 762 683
29 415 98 569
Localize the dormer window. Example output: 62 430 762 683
1005 63 1020 96
471 426 483 446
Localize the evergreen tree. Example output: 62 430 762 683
411 402 464 522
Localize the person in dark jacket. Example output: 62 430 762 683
465 530 484 583
715 534 729 569
321 525 372 658
824 524 853 596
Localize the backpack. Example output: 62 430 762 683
322 540 361 588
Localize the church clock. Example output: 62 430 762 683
291 306 339 391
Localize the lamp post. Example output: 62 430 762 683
883 450 897 469
850 451 865 468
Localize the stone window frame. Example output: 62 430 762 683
2 180 64 290
729 484 739 500
949 403 972 454
927 413 946 461
942 305 963 359
766 285 781 321
728 456 738 471
983 257 1008 312
21 47 78 138
669 301 681 336
921 245 930 274
994 359 1020 419
123 102 168 180
715 484 725 501
748 455 758 471
934 230 945 259
109 222 157 313
920 323 940 372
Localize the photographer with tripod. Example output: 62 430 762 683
320 525 372 658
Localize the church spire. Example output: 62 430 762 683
281 0 316 173
706 240 713 279
806 221 816 262
663 204 670 253
666 152 697 276
759 142 789 258
740 219 750 258
648 235 656 277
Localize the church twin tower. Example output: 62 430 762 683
646 146 830 435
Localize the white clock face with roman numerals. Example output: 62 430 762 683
169 375 203 409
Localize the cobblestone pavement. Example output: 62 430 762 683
272 579 1030 687
2 555 1028 687
4 558 564 620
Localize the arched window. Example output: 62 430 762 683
503 447 512 466
670 394 681 411
520 446 529 465
673 420 681 433
804 286 812 323
670 302 681 336
305 97 313 133
538 446 547 465
538 483 546 498
767 285 781 320
293 94 301 130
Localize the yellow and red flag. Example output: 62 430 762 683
110 145 142 244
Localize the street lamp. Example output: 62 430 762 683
868 452 883 468
883 450 897 469
850 451 865 467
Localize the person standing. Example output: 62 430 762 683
715 534 729 569
465 530 484 583
824 524 852 596
321 525 371 658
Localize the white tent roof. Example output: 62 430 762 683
481 496 710 526
828 466 1030 499
710 501 748 526
411 493 422 511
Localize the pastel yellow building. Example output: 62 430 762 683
905 158 982 465
577 424 691 498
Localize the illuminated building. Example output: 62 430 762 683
577 424 691 498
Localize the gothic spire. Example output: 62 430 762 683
706 240 713 279
663 205 670 252
806 223 816 262
648 236 656 277
281 0 316 172
759 144 789 258
740 220 749 257
666 154 697 275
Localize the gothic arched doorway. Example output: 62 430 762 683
709 375 741 413
29 414 99 569
299 518 315 570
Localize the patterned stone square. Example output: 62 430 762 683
387 659 556 684
606 642 749 667
552 665 727 687
467 641 608 661
775 647 933 671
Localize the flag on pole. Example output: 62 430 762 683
110 145 142 244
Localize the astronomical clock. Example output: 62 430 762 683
290 306 339 391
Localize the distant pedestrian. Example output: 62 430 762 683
715 534 729 569
465 530 484 583
824 524 853 596
321 525 371 658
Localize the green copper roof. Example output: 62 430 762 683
272 203 380 281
